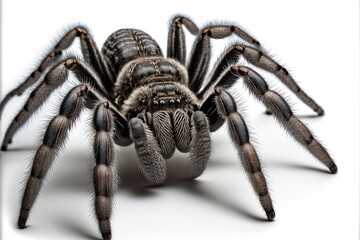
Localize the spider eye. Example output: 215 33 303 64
175 98 181 106
159 100 165 107
169 99 175 107
152 100 159 109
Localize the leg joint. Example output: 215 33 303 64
214 88 237 116
75 27 88 37
64 58 78 69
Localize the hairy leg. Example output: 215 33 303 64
213 66 337 173
0 50 62 119
236 66 337 173
18 85 89 228
214 88 275 220
200 93 225 132
0 25 113 119
54 26 114 92
199 44 324 115
1 58 107 151
111 108 132 147
92 102 117 240
167 15 199 64
187 24 260 93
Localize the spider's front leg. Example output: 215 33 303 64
206 88 275 220
92 102 117 240
18 84 89 228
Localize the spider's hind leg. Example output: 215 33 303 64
209 88 275 220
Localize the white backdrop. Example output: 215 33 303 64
1 0 359 239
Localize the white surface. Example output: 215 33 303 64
1 0 359 239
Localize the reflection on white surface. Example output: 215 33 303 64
0 0 359 239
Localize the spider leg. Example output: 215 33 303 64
200 93 225 132
211 66 337 173
111 107 132 147
0 27 114 119
129 118 167 184
1 58 107 151
18 84 89 229
167 15 199 64
0 27 115 117
54 26 114 92
198 44 324 116
187 24 260 93
213 88 275 220
187 111 211 179
92 102 117 240
0 50 62 120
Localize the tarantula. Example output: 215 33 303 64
0 16 337 240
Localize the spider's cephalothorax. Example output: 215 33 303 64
0 16 337 240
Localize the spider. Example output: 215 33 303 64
0 15 337 240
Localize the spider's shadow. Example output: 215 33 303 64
264 111 324 119
14 148 331 239
269 160 331 174
0 146 36 152
7 147 330 239
118 153 268 222
58 220 100 240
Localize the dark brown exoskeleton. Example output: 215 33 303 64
0 16 337 240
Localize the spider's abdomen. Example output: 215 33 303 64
101 29 163 76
